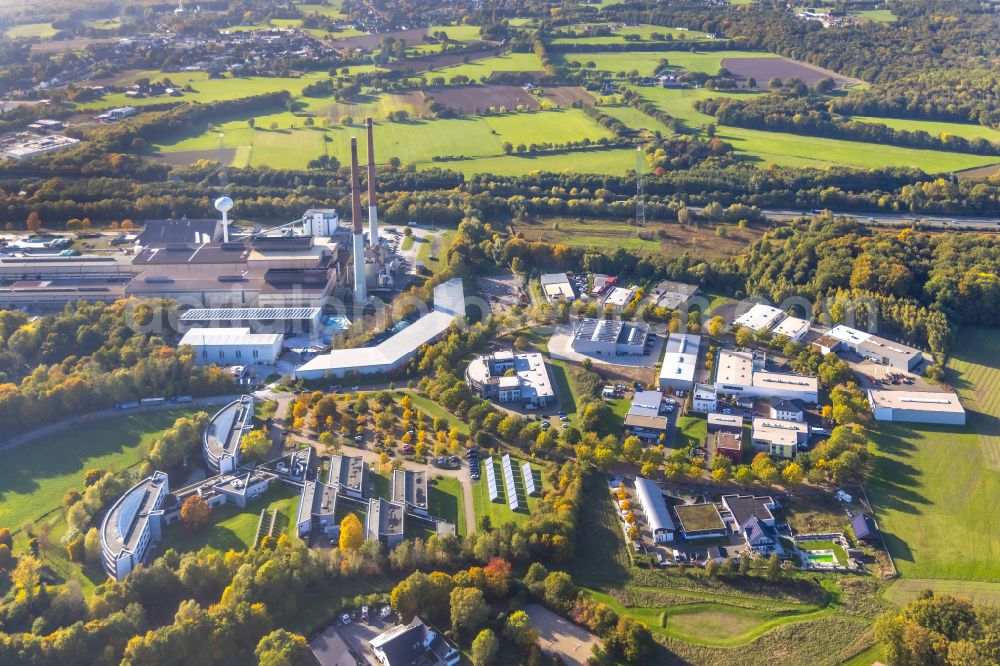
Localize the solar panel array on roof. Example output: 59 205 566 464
180 307 321 321
502 454 518 511
486 458 499 501
523 462 537 496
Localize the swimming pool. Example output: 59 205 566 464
324 315 351 331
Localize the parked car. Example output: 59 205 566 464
341 612 351 625
361 606 369 622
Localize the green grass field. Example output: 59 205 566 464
396 389 470 437
867 327 1000 581
848 116 1000 143
0 409 202 530
428 476 467 536
84 18 122 30
426 24 483 42
429 147 637 176
884 578 1000 608
850 9 897 22
164 486 301 554
471 456 545 527
297 1 349 20
636 87 999 172
554 50 779 76
75 68 384 111
5 22 58 39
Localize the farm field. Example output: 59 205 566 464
84 18 122 30
418 52 545 81
553 50 780 76
296 1 348 20
0 408 202 530
471 456 545 527
867 326 1000 581
425 24 484 42
720 56 859 88
5 22 58 39
884 578 1000 608
74 68 385 111
848 115 1000 143
164 486 301 555
636 87 999 171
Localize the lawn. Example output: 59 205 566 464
430 147 637 176
296 1 349 20
570 475 631 585
164 486 301 554
5 22 58 39
675 415 707 449
0 408 203 531
397 389 470 436
426 24 484 42
866 326 1000 581
415 229 457 274
428 476 467 536
470 456 545 527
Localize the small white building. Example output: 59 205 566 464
867 390 965 425
771 316 810 342
716 349 818 403
692 383 718 413
539 272 575 303
179 327 283 365
824 325 923 371
659 333 700 391
751 417 808 458
770 398 806 422
733 304 785 333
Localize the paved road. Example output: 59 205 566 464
689 206 1000 230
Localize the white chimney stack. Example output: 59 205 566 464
365 117 378 247
350 138 367 305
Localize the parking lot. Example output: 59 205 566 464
309 607 396 666
477 271 525 315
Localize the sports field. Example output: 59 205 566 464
0 408 202 530
867 327 1000 581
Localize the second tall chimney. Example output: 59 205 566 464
365 117 378 247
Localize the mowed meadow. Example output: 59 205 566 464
867 327 1000 583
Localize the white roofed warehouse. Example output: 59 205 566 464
659 333 700 391
179 327 283 365
867 390 966 425
634 477 676 543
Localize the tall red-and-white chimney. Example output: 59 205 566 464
350 137 367 305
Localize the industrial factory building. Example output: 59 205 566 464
715 350 819 403
178 327 284 365
659 333 700 391
3 119 398 313
570 318 649 356
178 307 324 335
867 390 966 425
818 325 924 372
294 278 466 379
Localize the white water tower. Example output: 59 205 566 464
214 196 233 243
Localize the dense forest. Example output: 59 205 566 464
0 300 236 437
